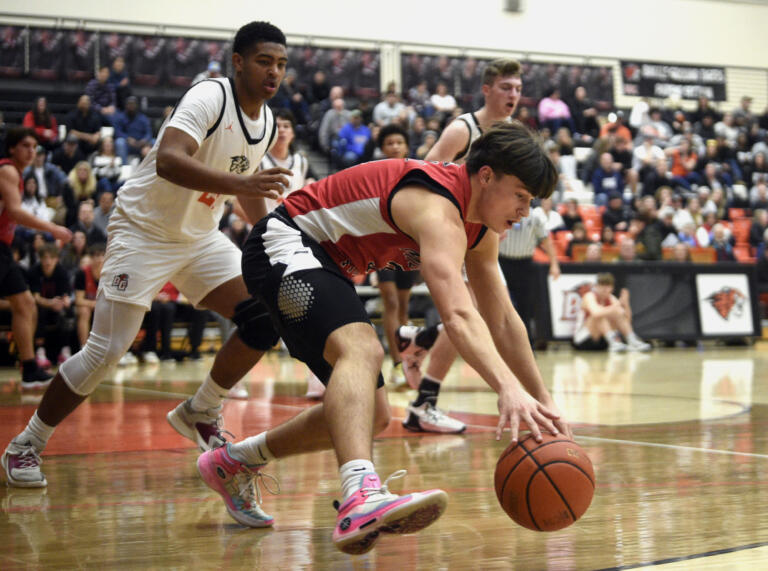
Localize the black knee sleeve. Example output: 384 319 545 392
232 298 280 351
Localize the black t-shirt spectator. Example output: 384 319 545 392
51 145 86 175
602 205 631 230
68 222 107 246
562 212 583 231
28 264 72 299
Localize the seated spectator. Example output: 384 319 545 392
677 222 699 247
743 152 768 187
646 108 673 146
140 282 178 363
602 191 630 231
73 242 105 348
28 243 74 365
571 272 651 352
516 106 538 131
69 200 107 245
666 139 700 190
107 56 131 109
20 175 52 227
407 80 432 117
630 212 663 260
600 225 616 247
429 82 457 120
89 136 123 193
561 198 583 230
583 242 603 262
750 209 768 248
93 190 115 237
534 197 565 232
113 95 154 164
633 134 666 174
751 182 768 210
22 97 58 150
317 97 349 155
714 112 739 148
24 146 68 202
671 242 692 263
568 85 599 143
66 95 104 155
334 110 371 167
710 223 736 261
600 110 632 141
191 60 222 86
68 161 98 203
538 88 575 134
51 133 86 176
85 65 117 117
414 130 438 160
617 235 639 262
657 207 680 247
592 152 624 206
373 90 406 127
566 222 591 259
59 230 88 274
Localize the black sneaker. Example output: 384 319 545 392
21 367 53 390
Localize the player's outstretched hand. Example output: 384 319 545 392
496 386 562 443
244 167 293 200
52 226 73 244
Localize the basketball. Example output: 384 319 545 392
494 433 595 531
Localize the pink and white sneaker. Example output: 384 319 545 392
197 445 278 528
396 325 442 390
332 470 448 555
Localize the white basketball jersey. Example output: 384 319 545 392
260 151 309 213
113 78 277 242
453 112 512 164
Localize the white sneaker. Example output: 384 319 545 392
608 341 629 353
304 373 325 399
118 352 138 366
167 398 231 451
2 441 47 488
142 351 160 364
396 325 441 390
627 336 652 352
227 381 248 400
403 401 466 434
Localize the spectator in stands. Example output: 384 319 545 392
583 242 603 262
69 200 107 245
744 152 768 187
568 85 599 143
51 133 86 175
733 95 755 129
714 112 739 148
710 223 736 261
73 242 104 348
318 96 350 155
657 207 680 247
667 138 700 190
561 198 583 230
407 80 432 117
85 65 117 118
373 90 406 126
695 113 717 141
602 191 630 231
191 60 222 86
632 133 665 173
617 235 639 262
60 230 87 275
28 243 73 366
22 97 58 150
93 190 115 237
592 152 623 206
629 214 662 260
66 95 103 155
600 225 617 247
609 136 637 196
335 110 371 167
566 222 590 259
695 211 716 247
600 110 631 141
20 175 51 226
751 181 768 210
307 70 331 107
646 108 673 146
24 147 67 202
414 130 438 160
677 221 699 247
139 282 178 363
534 197 565 232
90 136 123 193
67 161 98 203
429 82 457 121
671 242 692 263
113 96 153 165
537 88 574 134
690 96 720 125
107 56 131 110
750 209 768 249
641 158 675 198
516 106 538 131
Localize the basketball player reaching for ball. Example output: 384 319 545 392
397 59 534 434
196 122 573 554
2 22 292 492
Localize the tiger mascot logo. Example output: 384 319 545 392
705 287 746 320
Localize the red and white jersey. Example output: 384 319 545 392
283 159 486 276
0 158 22 246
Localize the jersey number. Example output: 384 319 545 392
198 192 219 208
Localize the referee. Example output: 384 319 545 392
498 209 561 347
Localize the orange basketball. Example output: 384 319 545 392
494 433 595 531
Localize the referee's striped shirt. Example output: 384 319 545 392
498 212 549 259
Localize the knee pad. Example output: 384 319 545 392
59 331 130 396
232 298 280 351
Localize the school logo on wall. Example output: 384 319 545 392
111 273 129 291
229 155 249 173
561 282 594 322
696 274 754 336
548 274 596 339
705 287 746 321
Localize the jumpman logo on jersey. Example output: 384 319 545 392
224 122 234 131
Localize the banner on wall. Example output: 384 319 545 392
696 274 754 336
548 274 596 339
621 60 727 101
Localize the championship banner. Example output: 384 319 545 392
696 274 754 336
548 274 596 339
621 60 727 101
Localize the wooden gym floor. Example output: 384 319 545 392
1 343 768 569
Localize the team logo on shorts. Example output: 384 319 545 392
229 155 250 174
111 273 129 291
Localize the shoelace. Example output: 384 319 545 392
235 467 281 507
333 469 408 511
16 447 42 469
423 403 448 422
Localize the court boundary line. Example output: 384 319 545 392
593 540 768 570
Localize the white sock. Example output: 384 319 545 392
422 373 443 384
627 331 641 344
340 459 376 500
14 412 55 451
190 374 229 412
228 432 274 467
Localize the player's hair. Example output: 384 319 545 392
5 127 37 153
38 243 60 259
596 273 615 286
465 121 557 199
233 21 286 55
377 124 409 150
482 58 521 86
88 242 107 256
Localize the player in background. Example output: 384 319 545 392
2 23 291 502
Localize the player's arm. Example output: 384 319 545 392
465 232 571 439
235 195 267 225
424 119 470 162
392 187 560 442
581 291 615 318
0 167 72 243
538 234 561 279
